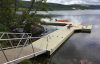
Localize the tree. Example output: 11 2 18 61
0 0 49 34
0 0 14 31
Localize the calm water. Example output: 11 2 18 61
32 10 100 64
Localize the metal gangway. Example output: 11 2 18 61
0 32 47 64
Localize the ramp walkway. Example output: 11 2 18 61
0 33 46 64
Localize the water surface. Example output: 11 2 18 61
32 10 100 64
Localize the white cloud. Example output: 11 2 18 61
23 0 31 1
47 0 100 5
22 0 100 5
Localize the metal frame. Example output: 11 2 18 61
4 50 47 64
0 32 41 64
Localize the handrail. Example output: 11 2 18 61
0 37 41 41
0 32 31 34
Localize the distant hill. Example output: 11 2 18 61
17 1 100 10
17 1 31 8
47 3 100 10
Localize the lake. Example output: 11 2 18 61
31 10 100 64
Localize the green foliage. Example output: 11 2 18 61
19 59 32 64
17 1 49 11
0 24 9 32
33 2 49 11
0 0 48 32
0 0 14 31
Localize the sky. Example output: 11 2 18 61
24 0 100 5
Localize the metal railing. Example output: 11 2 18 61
0 32 41 64
0 32 41 49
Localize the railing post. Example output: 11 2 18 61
46 35 49 50
7 34 14 48
0 44 9 62
16 33 25 48
30 34 34 53
0 33 5 39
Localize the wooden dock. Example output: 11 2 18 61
0 22 92 64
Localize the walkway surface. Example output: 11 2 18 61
32 24 92 55
0 45 46 64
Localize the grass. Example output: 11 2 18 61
19 59 32 64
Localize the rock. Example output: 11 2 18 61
30 25 44 36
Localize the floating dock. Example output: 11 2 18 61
32 24 92 55
0 22 92 64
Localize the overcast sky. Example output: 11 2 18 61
24 0 100 5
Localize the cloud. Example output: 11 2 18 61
22 0 31 1
47 0 100 5
22 0 100 5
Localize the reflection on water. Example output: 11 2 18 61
31 10 100 64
